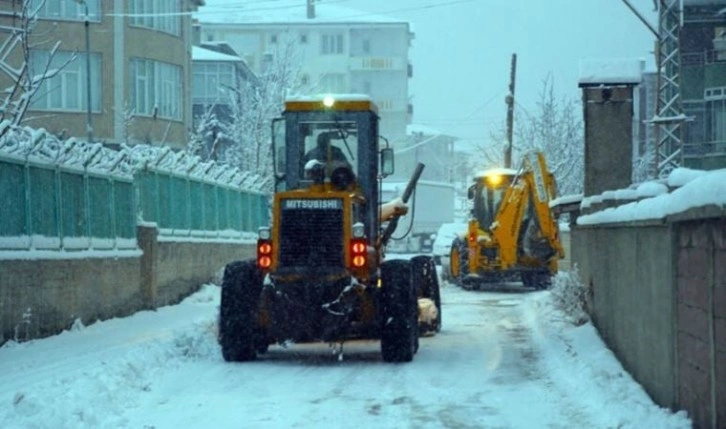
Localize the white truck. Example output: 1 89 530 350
381 180 456 254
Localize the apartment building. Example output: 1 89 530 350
679 0 726 169
191 42 258 159
194 0 414 144
0 0 203 150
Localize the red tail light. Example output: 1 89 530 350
257 239 272 269
350 239 367 268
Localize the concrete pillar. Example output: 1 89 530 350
137 224 159 309
580 84 635 197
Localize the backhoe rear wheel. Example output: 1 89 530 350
380 260 418 363
521 270 552 291
449 237 469 288
219 260 264 362
411 255 442 334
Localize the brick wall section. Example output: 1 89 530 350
674 217 726 429
1 226 255 344
676 221 713 428
713 219 726 429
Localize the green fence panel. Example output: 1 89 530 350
88 176 113 238
228 189 241 231
60 171 86 238
203 183 216 231
240 191 251 232
0 161 27 237
169 176 189 230
158 174 171 228
189 180 204 230
218 187 230 230
29 165 58 238
136 171 159 223
114 180 135 239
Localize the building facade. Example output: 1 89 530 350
195 0 413 144
0 0 203 150
680 0 726 169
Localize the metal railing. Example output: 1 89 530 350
0 124 269 251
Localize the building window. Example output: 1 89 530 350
300 74 309 85
130 58 182 120
29 49 102 112
193 62 236 105
270 34 278 44
362 39 370 54
705 87 726 143
129 0 181 36
320 73 345 93
363 81 371 94
321 34 344 55
300 33 308 44
30 0 101 21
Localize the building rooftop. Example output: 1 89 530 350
195 0 409 25
578 58 645 86
192 46 241 62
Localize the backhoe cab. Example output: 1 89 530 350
449 152 564 290
219 94 441 363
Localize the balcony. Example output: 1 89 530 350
349 56 406 72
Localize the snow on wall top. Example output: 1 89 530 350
196 0 408 26
578 58 644 86
192 46 241 62
578 168 726 225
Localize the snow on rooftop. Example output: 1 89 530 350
578 58 644 86
192 46 241 62
285 93 372 102
407 124 442 136
578 168 726 225
473 167 518 179
196 0 408 25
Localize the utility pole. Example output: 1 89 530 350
504 53 517 168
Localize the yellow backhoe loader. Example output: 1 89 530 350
449 152 564 290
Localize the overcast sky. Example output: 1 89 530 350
341 0 658 145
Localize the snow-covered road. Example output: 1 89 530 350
0 276 690 429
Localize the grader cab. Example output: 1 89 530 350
218 95 441 363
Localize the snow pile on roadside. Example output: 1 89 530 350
548 268 590 326
523 290 691 429
0 286 223 428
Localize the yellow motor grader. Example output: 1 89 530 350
449 152 564 290
218 94 441 363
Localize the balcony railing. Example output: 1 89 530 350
682 140 726 157
349 56 405 71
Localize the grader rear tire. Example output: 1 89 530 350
219 260 263 362
380 260 418 363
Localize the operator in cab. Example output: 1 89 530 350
303 132 352 170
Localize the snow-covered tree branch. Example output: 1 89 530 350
484 75 585 196
0 0 75 136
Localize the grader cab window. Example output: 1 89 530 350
299 121 359 181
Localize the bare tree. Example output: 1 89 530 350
483 75 585 196
218 40 303 192
0 1 74 136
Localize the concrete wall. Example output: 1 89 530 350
572 221 677 408
673 214 726 429
573 208 726 428
0 225 255 345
